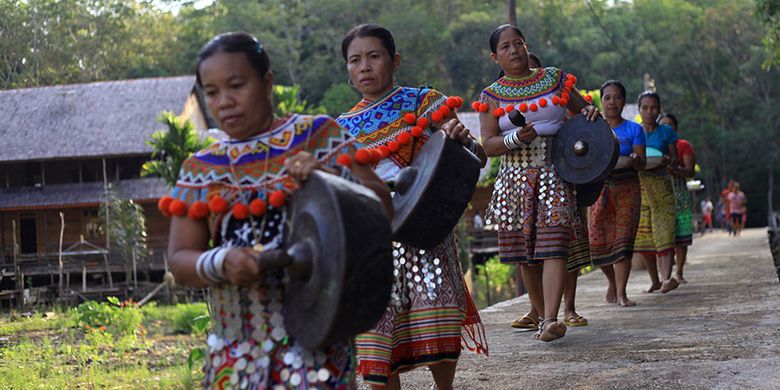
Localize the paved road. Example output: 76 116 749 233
394 228 780 389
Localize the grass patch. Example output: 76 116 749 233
0 301 207 389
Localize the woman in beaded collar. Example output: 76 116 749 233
478 24 598 342
337 24 489 390
167 32 392 389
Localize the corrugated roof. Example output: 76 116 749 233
0 76 196 162
0 177 167 211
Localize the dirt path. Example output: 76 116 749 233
390 228 780 389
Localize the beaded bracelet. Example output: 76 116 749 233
195 247 229 285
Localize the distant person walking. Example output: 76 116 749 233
700 196 713 233
728 182 747 237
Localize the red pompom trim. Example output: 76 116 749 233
565 80 574 90
188 200 209 220
250 198 267 216
454 96 464 107
492 107 506 118
416 117 430 129
403 113 416 125
169 199 187 217
431 110 444 123
561 97 569 106
232 203 249 220
439 105 451 117
561 91 570 101
529 103 539 112
368 148 382 163
539 98 548 107
209 196 229 214
568 74 577 84
158 196 174 217
336 153 353 168
397 132 412 145
506 105 515 112
354 149 371 165
552 96 561 106
411 126 425 138
584 95 593 102
446 96 459 108
519 103 529 112
378 145 391 158
387 141 400 152
471 101 481 111
269 190 287 208
479 103 489 112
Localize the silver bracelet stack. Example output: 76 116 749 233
195 247 229 285
503 130 525 150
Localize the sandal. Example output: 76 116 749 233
511 315 541 329
563 314 589 327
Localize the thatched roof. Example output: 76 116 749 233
0 177 166 211
0 76 197 162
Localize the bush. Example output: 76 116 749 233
320 83 360 116
172 303 210 335
74 297 144 340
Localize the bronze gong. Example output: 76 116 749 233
273 170 394 349
391 130 481 249
552 115 619 185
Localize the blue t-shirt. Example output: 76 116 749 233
644 123 678 153
613 120 645 156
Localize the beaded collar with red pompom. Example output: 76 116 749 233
471 74 592 116
333 96 464 168
160 97 464 220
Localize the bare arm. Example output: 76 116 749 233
676 153 696 179
478 101 537 157
629 144 647 171
351 163 394 219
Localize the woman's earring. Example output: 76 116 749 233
347 78 355 88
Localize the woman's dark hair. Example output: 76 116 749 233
600 80 626 100
489 24 525 53
637 90 661 107
341 24 396 61
661 113 678 128
195 32 270 87
528 52 542 68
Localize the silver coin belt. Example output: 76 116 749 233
390 242 445 307
204 278 336 389
487 136 572 229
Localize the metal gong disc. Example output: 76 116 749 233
576 180 604 208
391 131 481 249
284 171 393 349
552 115 619 185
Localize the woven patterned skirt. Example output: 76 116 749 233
673 177 693 247
354 234 487 386
634 173 676 256
486 137 583 267
588 170 641 266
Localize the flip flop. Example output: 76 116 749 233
511 315 541 329
563 314 589 327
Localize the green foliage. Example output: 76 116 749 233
478 157 501 187
320 83 360 116
172 304 210 335
473 256 516 308
74 298 144 340
142 112 214 188
756 0 780 67
100 190 148 268
273 84 326 117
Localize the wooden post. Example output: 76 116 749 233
132 249 137 291
508 0 516 26
102 158 110 250
58 212 64 298
82 265 87 292
12 219 22 309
